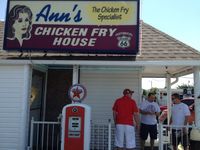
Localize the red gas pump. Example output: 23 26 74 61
61 103 91 150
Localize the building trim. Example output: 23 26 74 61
0 59 200 66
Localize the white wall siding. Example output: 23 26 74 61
0 65 31 150
80 67 142 124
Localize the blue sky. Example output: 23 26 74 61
141 0 200 51
0 0 200 51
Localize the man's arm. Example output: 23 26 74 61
183 115 190 134
169 116 172 125
139 109 156 115
134 112 140 130
155 112 160 117
113 111 117 125
184 115 190 126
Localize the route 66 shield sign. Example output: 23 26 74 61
117 35 131 48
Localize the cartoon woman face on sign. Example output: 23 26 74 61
7 5 32 47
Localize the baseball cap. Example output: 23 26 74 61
123 89 134 95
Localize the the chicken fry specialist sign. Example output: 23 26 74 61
4 0 140 55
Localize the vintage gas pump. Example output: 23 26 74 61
61 84 91 150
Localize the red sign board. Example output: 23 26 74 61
3 0 140 55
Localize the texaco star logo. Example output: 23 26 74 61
68 84 87 103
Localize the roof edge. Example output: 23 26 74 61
1 59 200 66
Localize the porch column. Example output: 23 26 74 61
73 65 79 85
22 65 32 149
194 67 200 127
166 74 171 124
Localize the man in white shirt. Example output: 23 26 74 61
170 93 190 150
139 93 160 150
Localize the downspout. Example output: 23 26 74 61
22 65 32 150
72 65 79 104
73 65 79 85
166 74 171 125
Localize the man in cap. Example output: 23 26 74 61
112 88 140 150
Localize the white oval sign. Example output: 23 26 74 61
68 84 87 103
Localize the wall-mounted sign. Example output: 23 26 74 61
3 0 140 55
68 84 87 103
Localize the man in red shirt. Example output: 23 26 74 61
112 89 140 150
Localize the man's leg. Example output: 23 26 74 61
149 124 158 150
140 139 145 150
173 145 177 150
115 125 124 150
140 123 148 150
182 133 189 150
125 125 136 150
172 130 178 150
150 139 154 150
